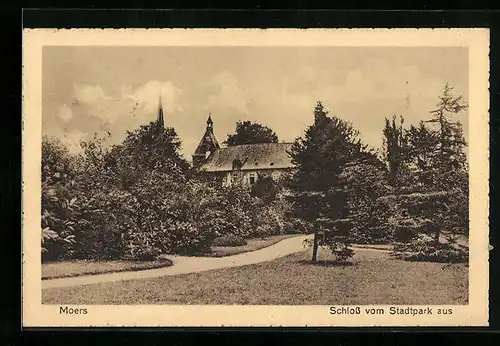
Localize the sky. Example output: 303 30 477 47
42 46 469 159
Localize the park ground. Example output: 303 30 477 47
42 241 468 305
42 235 295 280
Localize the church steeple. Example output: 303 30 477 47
157 95 165 128
192 112 220 167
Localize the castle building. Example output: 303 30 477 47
192 115 295 187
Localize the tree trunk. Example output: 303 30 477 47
434 228 441 247
311 229 319 262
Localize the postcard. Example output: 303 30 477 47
22 28 490 327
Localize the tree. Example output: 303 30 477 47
340 161 393 244
41 136 78 261
105 121 190 188
42 136 76 183
382 84 469 261
405 121 440 188
382 114 407 186
224 120 278 146
250 173 281 204
426 83 468 189
288 101 375 262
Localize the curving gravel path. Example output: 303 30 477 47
42 235 311 290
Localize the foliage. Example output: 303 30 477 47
377 84 470 262
391 234 468 263
250 173 281 203
41 84 469 266
340 163 394 244
289 101 375 262
283 217 309 234
212 234 248 247
41 137 78 261
104 122 190 188
42 121 216 261
382 114 407 186
224 120 279 146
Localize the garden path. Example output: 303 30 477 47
42 234 311 290
42 235 393 290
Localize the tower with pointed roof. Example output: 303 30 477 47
192 113 220 167
157 95 165 128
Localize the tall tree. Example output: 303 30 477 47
387 84 469 252
289 101 375 262
382 114 407 186
403 84 468 191
104 122 190 189
425 83 468 189
224 120 278 146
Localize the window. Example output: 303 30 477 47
249 173 256 185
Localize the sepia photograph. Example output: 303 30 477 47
22 29 489 327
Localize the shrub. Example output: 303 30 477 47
215 184 259 238
41 137 78 262
41 122 301 262
250 173 280 203
252 205 285 238
212 234 248 247
283 217 309 234
71 186 139 260
391 233 468 263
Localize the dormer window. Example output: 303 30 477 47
205 151 211 159
232 159 243 170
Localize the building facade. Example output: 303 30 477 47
192 115 295 186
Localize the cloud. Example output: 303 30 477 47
132 80 183 115
73 84 111 105
206 71 250 114
72 84 113 121
57 104 73 123
69 80 182 126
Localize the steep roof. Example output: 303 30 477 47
194 131 220 154
199 142 295 172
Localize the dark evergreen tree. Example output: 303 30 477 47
288 101 375 262
382 114 407 186
384 84 469 259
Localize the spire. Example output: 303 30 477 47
206 112 213 132
157 94 165 128
192 111 220 167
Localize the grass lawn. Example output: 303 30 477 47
42 259 173 280
42 247 468 305
208 234 299 257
